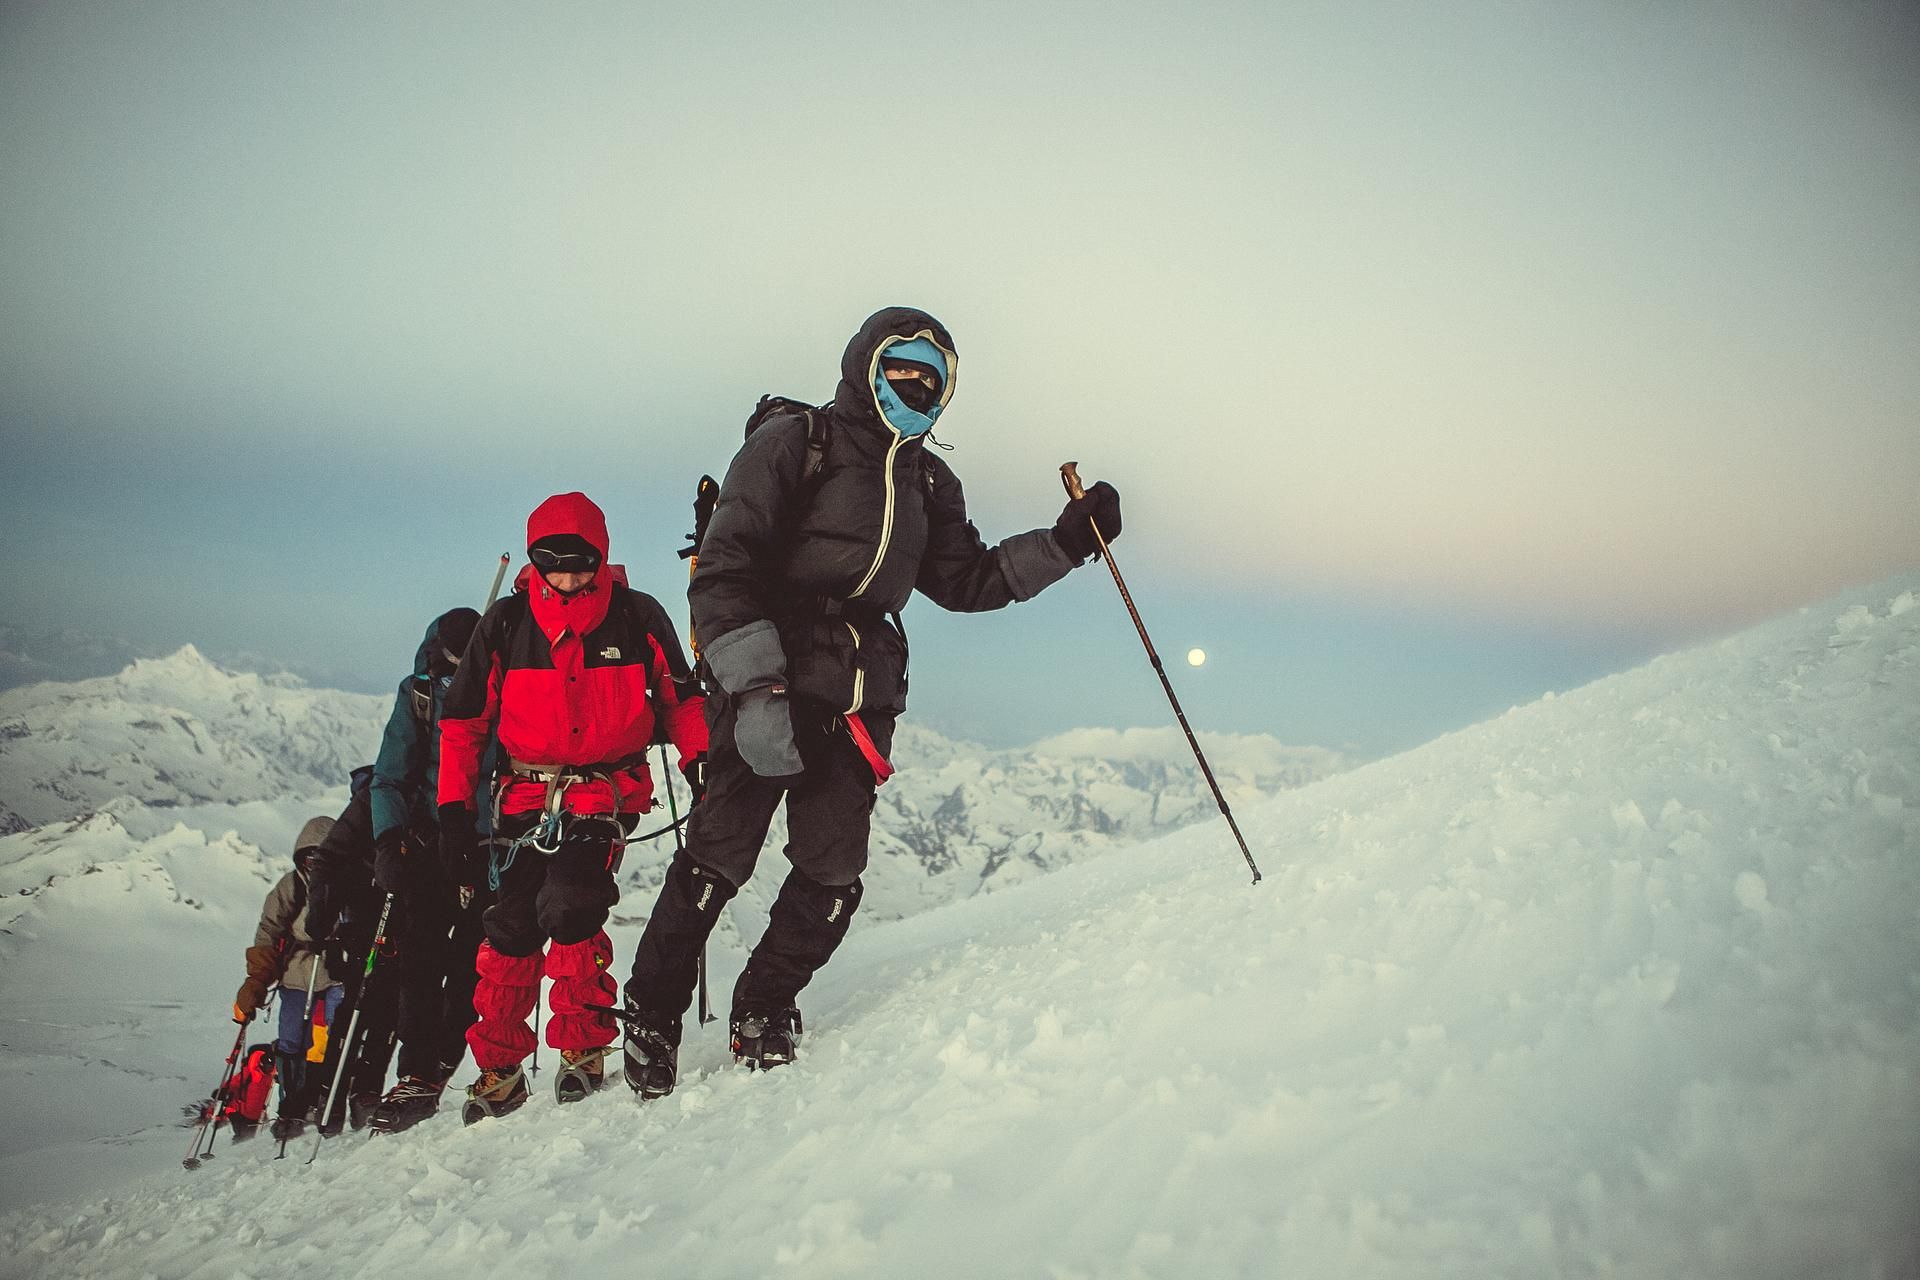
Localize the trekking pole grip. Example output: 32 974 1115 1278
1059 460 1116 562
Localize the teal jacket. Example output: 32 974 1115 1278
371 614 495 842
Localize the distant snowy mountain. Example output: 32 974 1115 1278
0 577 1913 1278
0 642 1346 914
0 646 388 834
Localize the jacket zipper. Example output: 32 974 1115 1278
850 328 957 601
849 435 903 599
843 622 864 713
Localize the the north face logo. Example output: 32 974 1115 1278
600 646 621 660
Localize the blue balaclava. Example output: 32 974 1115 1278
872 335 952 438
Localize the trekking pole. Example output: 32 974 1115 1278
183 1022 249 1169
1059 462 1262 884
306 894 395 1164
658 745 712 1025
276 964 322 1160
484 552 511 610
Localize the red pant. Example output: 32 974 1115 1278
467 932 617 1070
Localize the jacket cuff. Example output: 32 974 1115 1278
1000 527 1078 601
703 618 788 696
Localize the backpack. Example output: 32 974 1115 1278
744 394 834 497
219 1044 278 1126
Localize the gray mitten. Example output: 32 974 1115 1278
734 686 804 779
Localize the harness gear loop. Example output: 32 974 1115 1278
486 756 637 889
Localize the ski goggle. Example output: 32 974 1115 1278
529 545 602 574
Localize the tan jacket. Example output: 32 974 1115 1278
251 870 337 994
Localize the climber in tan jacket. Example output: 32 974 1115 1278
232 815 344 1139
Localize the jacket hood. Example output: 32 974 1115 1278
832 307 958 441
413 607 482 680
517 492 616 641
527 492 610 561
293 815 334 858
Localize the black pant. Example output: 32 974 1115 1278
392 884 489 1081
326 906 400 1101
689 693 889 888
625 695 885 1028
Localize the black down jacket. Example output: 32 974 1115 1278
691 306 1075 717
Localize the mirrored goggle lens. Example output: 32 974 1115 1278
530 547 600 573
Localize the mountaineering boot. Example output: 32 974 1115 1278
461 1065 529 1125
269 1114 307 1142
348 1091 381 1131
621 996 680 1101
227 1114 261 1143
554 1047 609 1104
730 1006 803 1070
369 1075 446 1135
312 1097 347 1138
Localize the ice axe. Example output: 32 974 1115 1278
1059 461 1262 884
674 474 723 1019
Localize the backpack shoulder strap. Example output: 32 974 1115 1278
744 395 832 491
799 406 830 486
407 675 432 725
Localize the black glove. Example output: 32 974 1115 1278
304 853 344 943
1052 481 1122 563
373 832 409 896
439 802 480 886
680 753 709 807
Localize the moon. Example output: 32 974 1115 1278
1186 648 1206 667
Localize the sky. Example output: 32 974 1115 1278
2 1 1915 755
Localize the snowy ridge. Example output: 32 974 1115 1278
0 646 386 833
0 578 1913 1277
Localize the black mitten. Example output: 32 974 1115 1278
1051 481 1123 562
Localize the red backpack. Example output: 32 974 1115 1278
219 1044 277 1126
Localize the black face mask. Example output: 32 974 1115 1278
889 374 939 414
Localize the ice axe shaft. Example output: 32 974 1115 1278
484 553 511 610
1060 462 1262 884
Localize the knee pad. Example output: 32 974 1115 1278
669 851 740 917
481 902 546 958
778 868 862 930
538 896 615 947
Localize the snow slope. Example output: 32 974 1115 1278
3 579 1917 1279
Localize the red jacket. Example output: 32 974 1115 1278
438 492 708 818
